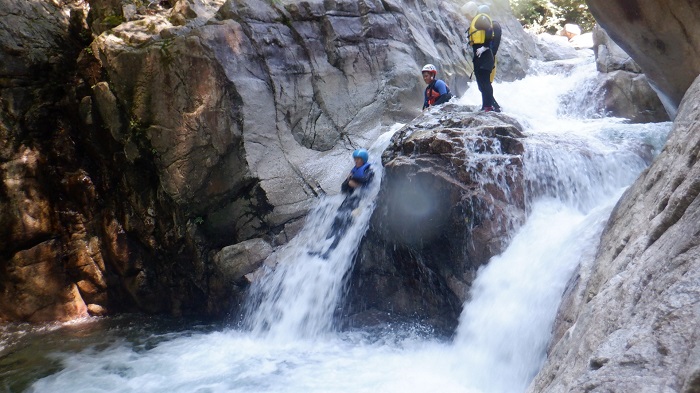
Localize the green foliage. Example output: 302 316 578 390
103 15 125 29
510 0 595 34
159 39 175 67
129 117 145 137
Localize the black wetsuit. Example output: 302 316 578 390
471 14 496 110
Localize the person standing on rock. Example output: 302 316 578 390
311 149 374 259
462 2 500 112
478 4 502 112
422 64 454 110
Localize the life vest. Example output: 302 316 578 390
425 80 450 107
468 13 493 45
350 162 373 184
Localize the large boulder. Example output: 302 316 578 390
341 105 527 332
587 0 700 116
528 74 700 393
574 70 670 123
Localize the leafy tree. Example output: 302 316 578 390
510 0 595 34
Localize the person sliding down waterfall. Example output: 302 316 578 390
310 149 374 259
422 64 453 110
462 1 501 112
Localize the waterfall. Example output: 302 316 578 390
448 54 669 393
242 127 401 341
24 52 671 393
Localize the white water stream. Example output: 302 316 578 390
26 53 671 393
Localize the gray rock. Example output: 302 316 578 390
92 82 124 142
573 70 670 123
213 238 273 282
593 25 641 74
536 34 580 61
587 0 700 116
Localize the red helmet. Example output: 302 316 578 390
421 64 437 76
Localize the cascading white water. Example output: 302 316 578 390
26 52 672 393
242 128 400 341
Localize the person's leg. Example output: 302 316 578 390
475 69 494 109
321 195 361 257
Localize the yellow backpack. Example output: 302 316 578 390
468 13 494 45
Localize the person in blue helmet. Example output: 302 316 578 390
341 148 374 194
313 149 374 259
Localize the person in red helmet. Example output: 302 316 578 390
422 64 453 110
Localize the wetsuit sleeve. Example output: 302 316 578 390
491 21 502 55
423 86 430 109
433 80 449 95
432 80 453 106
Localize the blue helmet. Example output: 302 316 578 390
352 148 369 164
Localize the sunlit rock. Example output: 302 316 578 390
561 23 581 40
535 34 580 61
0 240 89 322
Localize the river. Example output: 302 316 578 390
1 51 671 393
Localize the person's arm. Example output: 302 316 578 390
341 178 352 193
432 80 453 106
491 22 502 55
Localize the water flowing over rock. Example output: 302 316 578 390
587 0 700 116
587 70 669 123
529 74 700 393
341 105 527 332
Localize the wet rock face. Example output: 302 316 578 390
342 105 526 332
587 0 700 115
528 75 700 393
